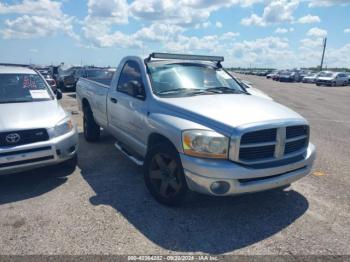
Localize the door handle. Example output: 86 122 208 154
110 98 118 104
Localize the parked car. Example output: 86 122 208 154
278 71 299 82
302 73 318 83
272 70 283 81
266 70 278 79
316 72 349 86
0 65 78 175
39 72 57 93
76 53 315 206
57 66 82 91
82 67 116 86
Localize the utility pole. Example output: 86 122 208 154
320 37 327 71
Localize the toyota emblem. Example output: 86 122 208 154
5 133 21 144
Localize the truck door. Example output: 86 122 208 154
107 60 148 156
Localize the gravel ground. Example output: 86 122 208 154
0 76 349 255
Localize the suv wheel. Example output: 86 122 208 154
83 106 100 142
144 143 188 206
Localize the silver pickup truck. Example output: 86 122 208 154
76 53 316 205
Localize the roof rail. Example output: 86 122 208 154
145 52 224 67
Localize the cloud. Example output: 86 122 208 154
306 27 327 37
164 31 240 53
241 0 299 26
275 27 294 34
2 15 77 40
0 0 62 17
86 0 128 24
345 28 350 33
0 0 77 40
308 0 350 7
297 14 320 24
216 21 223 28
130 0 262 26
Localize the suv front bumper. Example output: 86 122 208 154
180 143 316 196
0 128 78 176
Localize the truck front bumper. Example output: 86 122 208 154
180 143 316 196
0 129 78 176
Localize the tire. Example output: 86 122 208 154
144 143 188 206
83 105 100 142
331 82 336 87
316 83 320 86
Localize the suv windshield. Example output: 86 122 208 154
147 63 245 97
0 74 53 103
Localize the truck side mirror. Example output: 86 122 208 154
126 80 146 100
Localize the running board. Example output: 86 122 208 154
114 142 144 166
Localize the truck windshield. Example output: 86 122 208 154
147 63 245 97
0 74 53 103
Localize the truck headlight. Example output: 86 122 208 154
53 117 74 137
182 130 229 159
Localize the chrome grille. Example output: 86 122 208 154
233 124 309 165
241 128 277 144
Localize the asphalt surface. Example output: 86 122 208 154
0 76 349 255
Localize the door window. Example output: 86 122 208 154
117 61 145 100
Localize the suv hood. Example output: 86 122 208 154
0 100 67 132
158 94 304 132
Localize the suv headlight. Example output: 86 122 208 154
182 130 229 159
53 117 74 137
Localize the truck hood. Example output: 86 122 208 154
158 94 304 131
0 100 67 131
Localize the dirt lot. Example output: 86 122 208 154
0 76 350 255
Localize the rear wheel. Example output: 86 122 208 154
83 105 100 142
144 143 188 206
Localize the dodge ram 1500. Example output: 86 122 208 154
76 53 316 205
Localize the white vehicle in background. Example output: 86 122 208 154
302 73 318 83
316 72 349 87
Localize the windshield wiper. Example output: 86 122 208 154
206 86 244 94
157 88 204 95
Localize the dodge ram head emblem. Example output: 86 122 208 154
5 133 21 144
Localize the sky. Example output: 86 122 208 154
0 0 349 69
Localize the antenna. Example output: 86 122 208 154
320 37 327 71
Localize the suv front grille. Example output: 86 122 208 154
236 125 309 165
0 129 49 147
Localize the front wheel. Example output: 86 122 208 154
144 143 188 206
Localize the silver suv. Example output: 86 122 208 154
0 65 78 175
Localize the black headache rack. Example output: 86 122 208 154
145 52 224 67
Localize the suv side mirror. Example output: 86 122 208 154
126 80 146 100
56 89 63 100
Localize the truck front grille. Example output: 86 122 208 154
236 125 309 165
0 129 49 147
